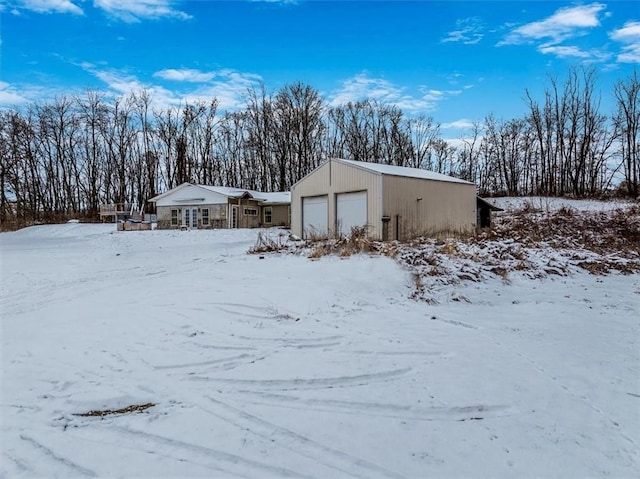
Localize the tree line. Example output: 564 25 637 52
0 66 638 225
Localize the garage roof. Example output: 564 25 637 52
333 158 474 185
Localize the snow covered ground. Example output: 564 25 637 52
490 195 635 212
2 218 639 478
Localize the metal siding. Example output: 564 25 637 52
291 160 383 238
382 176 476 240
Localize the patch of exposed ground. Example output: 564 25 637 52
73 403 155 418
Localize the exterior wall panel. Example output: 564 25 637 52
263 204 290 227
382 176 476 240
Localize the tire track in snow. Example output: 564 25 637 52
234 334 343 343
228 390 516 422
152 353 254 370
187 367 412 391
202 395 409 479
60 427 248 478
3 451 36 475
20 434 97 477
112 426 313 478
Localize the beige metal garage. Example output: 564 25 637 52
291 158 477 240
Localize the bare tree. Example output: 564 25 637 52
614 69 640 197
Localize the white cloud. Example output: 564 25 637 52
197 69 263 111
538 44 593 59
443 137 481 150
93 0 191 23
81 64 262 111
441 17 484 45
329 74 461 113
154 68 216 83
500 3 606 45
0 81 29 106
610 21 640 63
441 119 476 130
0 80 75 107
498 3 611 62
14 0 83 15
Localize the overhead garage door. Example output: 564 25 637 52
302 195 328 239
337 191 367 236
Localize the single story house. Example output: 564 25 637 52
291 158 477 241
149 183 290 230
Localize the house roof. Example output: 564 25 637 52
149 183 291 204
253 191 291 204
332 158 475 185
198 185 256 198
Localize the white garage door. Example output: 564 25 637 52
302 195 328 239
337 191 367 236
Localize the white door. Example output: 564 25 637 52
336 191 367 236
182 207 198 228
302 195 328 239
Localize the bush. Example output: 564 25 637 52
249 231 290 254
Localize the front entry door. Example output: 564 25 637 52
183 207 198 228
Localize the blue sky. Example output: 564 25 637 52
1 1 639 138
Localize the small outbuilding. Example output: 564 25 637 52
476 197 503 228
291 158 477 241
149 183 290 230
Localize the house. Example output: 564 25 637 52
149 183 291 230
291 158 477 241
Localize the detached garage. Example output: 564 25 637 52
291 158 477 241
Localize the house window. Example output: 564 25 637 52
244 208 258 216
171 209 179 226
263 207 272 224
201 208 209 226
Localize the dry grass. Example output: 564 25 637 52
481 204 640 255
395 202 640 302
248 231 290 254
307 226 379 259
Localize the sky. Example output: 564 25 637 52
0 0 639 139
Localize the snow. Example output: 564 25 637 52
2 222 639 478
491 196 635 213
254 191 291 205
332 158 475 185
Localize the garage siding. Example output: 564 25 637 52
382 175 476 240
291 160 383 238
